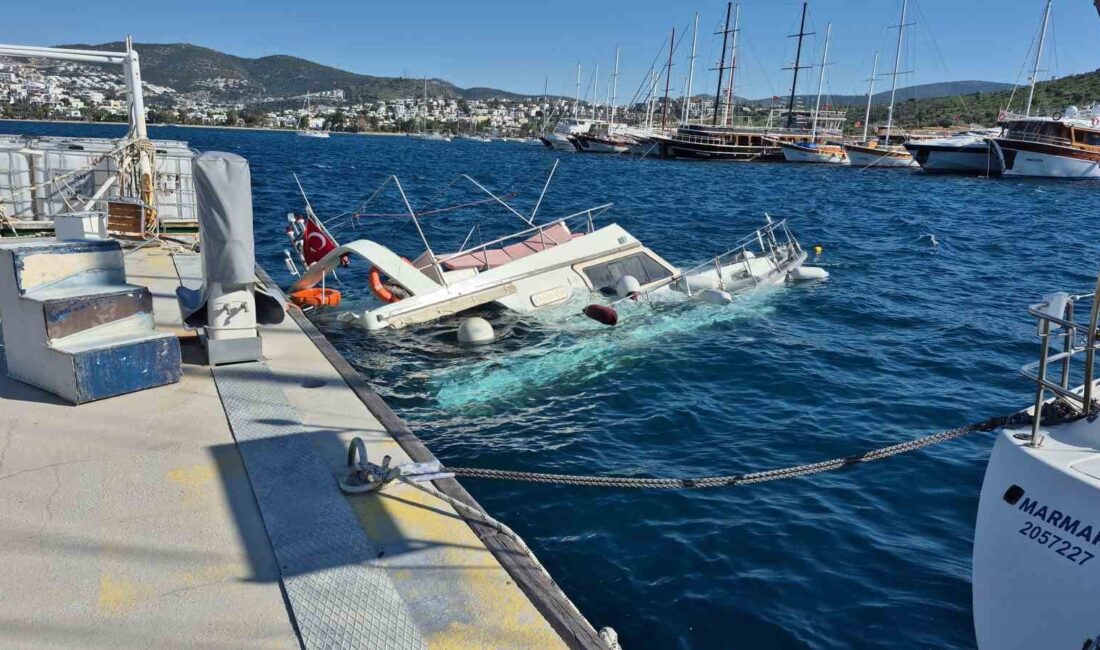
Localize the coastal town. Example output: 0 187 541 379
0 58 552 134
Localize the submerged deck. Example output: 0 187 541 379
0 244 599 648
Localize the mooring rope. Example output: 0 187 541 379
439 405 1091 490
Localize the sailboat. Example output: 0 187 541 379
778 23 848 164
657 3 846 161
574 47 635 153
843 0 919 168
410 77 451 141
296 91 331 138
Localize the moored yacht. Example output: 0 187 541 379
904 129 1001 174
992 107 1100 179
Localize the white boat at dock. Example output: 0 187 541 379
904 130 1000 174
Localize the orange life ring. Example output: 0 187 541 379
290 288 341 308
369 267 401 303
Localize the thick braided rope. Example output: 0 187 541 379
445 411 1040 490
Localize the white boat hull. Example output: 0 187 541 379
845 147 918 168
974 418 1100 649
297 131 330 139
543 132 577 151
906 143 999 174
999 145 1100 179
780 144 849 164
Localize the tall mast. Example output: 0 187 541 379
610 46 620 126
1026 0 1053 117
862 52 879 142
724 4 741 126
592 64 599 120
712 3 733 126
683 13 698 126
884 0 909 145
810 23 832 138
661 26 675 129
576 64 585 120
785 2 812 129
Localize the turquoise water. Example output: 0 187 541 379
8 121 1100 648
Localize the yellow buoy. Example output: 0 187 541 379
813 245 823 254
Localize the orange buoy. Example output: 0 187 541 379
290 287 342 308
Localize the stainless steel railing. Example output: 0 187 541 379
1020 273 1100 445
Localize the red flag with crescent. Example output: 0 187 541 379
302 216 337 265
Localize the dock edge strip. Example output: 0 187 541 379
255 266 604 650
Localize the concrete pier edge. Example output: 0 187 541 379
256 266 605 649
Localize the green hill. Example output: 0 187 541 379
850 69 1100 129
57 42 529 104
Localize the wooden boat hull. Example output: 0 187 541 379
779 141 849 164
844 143 918 168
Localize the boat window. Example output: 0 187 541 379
1075 130 1100 146
582 252 673 290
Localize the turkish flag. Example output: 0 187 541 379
302 216 338 266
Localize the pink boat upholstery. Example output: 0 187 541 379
437 223 582 271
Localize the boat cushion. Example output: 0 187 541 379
439 223 581 271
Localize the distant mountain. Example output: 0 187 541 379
55 42 530 104
746 80 1015 108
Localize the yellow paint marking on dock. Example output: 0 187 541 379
166 463 216 489
97 573 138 616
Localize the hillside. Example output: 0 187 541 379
853 68 1100 128
56 42 530 104
745 80 1013 108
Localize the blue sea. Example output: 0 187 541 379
7 120 1099 649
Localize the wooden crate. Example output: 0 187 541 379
106 200 146 239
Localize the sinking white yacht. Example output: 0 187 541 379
287 167 823 332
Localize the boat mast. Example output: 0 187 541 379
810 23 832 139
884 0 909 146
662 26 675 129
712 2 733 126
1026 0 1053 117
574 63 581 119
862 52 879 142
724 4 741 126
683 13 698 127
592 64 599 120
785 2 812 129
610 46 620 126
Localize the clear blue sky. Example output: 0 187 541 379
4 0 1098 101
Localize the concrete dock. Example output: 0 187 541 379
0 242 603 648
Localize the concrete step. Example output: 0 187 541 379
33 283 154 344
51 330 181 404
4 238 125 295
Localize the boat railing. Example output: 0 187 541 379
431 203 614 268
1001 129 1074 148
1020 273 1100 446
633 218 801 298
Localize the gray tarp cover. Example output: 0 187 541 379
177 151 284 326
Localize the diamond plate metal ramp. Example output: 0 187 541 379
213 361 425 650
